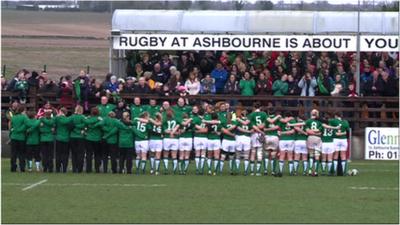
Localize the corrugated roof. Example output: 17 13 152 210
112 10 398 35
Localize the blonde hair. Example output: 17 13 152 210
74 105 83 114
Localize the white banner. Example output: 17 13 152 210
365 127 399 160
113 34 398 52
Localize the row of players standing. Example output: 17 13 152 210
9 96 350 176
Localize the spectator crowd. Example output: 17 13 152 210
1 50 399 109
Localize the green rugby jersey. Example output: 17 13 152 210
218 111 228 125
248 111 267 128
235 116 251 137
321 126 334 143
180 119 194 138
207 122 222 140
295 122 308 141
133 118 150 141
279 119 296 140
222 122 236 141
330 118 349 139
192 114 207 138
149 123 163 140
305 119 323 135
163 118 181 139
264 115 279 136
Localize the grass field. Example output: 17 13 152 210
1 159 399 224
1 10 110 79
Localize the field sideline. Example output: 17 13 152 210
1 159 398 224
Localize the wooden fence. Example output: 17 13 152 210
1 88 398 134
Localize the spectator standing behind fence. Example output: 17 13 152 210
73 70 90 110
255 72 272 95
134 77 151 94
211 62 228 94
152 63 168 84
200 74 216 94
239 71 255 96
298 72 317 97
184 72 200 95
58 75 74 109
272 74 288 96
224 74 240 95
14 73 28 103
363 71 384 96
317 69 334 96
36 101 58 119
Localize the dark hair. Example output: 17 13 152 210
91 107 99 116
283 111 292 118
60 107 68 115
27 111 36 119
334 111 342 117
211 113 218 120
16 105 25 114
253 102 261 109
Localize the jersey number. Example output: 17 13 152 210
255 116 262 125
137 122 146 132
167 120 177 130
324 128 333 136
311 122 318 130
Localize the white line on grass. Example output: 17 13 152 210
4 183 167 188
349 186 399 191
21 179 48 191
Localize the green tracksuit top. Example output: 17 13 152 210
117 121 135 148
39 117 55 142
69 114 86 139
26 118 40 145
55 115 71 142
10 114 28 141
84 116 103 142
102 117 119 145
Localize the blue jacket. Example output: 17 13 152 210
211 69 228 91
